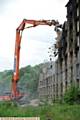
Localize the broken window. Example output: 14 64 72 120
77 7 79 17
76 0 79 3
71 66 73 83
77 21 79 32
76 63 79 79
65 81 68 91
61 82 63 93
76 79 79 88
65 69 67 82
53 84 55 93
56 83 58 96
77 36 79 46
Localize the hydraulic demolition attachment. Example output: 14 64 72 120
54 24 62 56
11 19 60 99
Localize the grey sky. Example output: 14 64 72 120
0 0 68 71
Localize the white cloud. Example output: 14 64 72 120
0 0 68 71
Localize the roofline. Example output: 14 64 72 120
65 0 72 7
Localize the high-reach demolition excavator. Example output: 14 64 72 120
0 19 62 100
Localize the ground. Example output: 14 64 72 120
0 102 80 120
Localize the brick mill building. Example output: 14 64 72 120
38 0 80 102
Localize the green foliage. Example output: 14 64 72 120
0 64 42 98
0 101 80 120
18 65 41 98
64 85 80 104
0 101 17 108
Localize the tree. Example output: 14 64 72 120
64 85 80 104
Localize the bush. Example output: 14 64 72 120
64 85 80 104
0 101 18 107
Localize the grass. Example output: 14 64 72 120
0 101 80 120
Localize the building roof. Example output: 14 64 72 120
65 0 72 7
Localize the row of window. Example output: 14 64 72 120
39 75 55 86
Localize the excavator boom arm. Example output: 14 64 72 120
17 19 59 30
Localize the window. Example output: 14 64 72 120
76 79 79 88
77 21 79 32
77 7 79 17
65 81 68 91
53 84 55 92
77 36 79 46
69 4 72 12
56 83 58 94
71 66 73 81
76 64 79 79
61 82 63 93
76 0 79 3
65 69 67 81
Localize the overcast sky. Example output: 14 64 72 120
0 0 68 71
